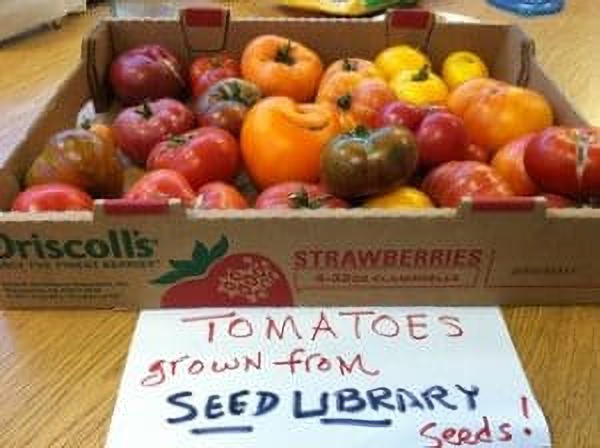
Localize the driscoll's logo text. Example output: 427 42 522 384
0 230 157 260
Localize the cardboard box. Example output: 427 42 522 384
0 9 597 309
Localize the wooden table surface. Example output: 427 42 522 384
0 1 599 447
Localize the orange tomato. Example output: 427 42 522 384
317 73 396 131
464 85 553 152
241 35 323 102
320 58 379 87
447 78 502 116
491 134 540 196
241 97 340 190
448 79 553 152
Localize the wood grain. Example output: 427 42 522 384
0 2 599 447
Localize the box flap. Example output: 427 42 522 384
180 7 230 54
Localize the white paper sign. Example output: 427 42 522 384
106 307 551 447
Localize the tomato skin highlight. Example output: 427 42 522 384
124 169 197 207
422 161 514 208
195 182 249 210
12 183 93 212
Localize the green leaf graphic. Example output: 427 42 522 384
151 236 230 285
169 259 199 272
192 242 210 264
150 270 190 285
209 235 229 261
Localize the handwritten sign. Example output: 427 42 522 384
106 307 551 447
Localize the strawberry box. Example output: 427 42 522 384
0 8 596 309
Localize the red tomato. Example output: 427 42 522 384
189 54 240 98
195 182 249 210
491 134 539 196
375 101 425 132
112 99 195 165
416 112 469 168
255 182 348 209
12 183 93 212
124 169 196 206
147 127 240 190
524 127 600 197
109 45 186 106
464 143 490 163
422 161 513 207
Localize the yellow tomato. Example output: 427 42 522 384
374 45 430 81
390 66 449 106
442 51 489 91
364 187 434 209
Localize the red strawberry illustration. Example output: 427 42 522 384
152 236 293 308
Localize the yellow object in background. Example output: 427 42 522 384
390 65 449 105
375 45 430 80
364 186 434 209
442 51 490 90
280 0 418 16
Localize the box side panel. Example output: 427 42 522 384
488 25 531 86
528 60 587 126
1 210 600 308
2 62 90 183
86 20 115 112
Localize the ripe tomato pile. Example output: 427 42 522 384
11 37 599 212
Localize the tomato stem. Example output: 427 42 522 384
169 135 189 146
347 125 370 139
412 64 430 82
288 187 330 209
336 94 353 111
217 82 244 104
275 40 295 66
342 58 357 72
135 102 154 119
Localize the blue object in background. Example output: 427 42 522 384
488 0 564 16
